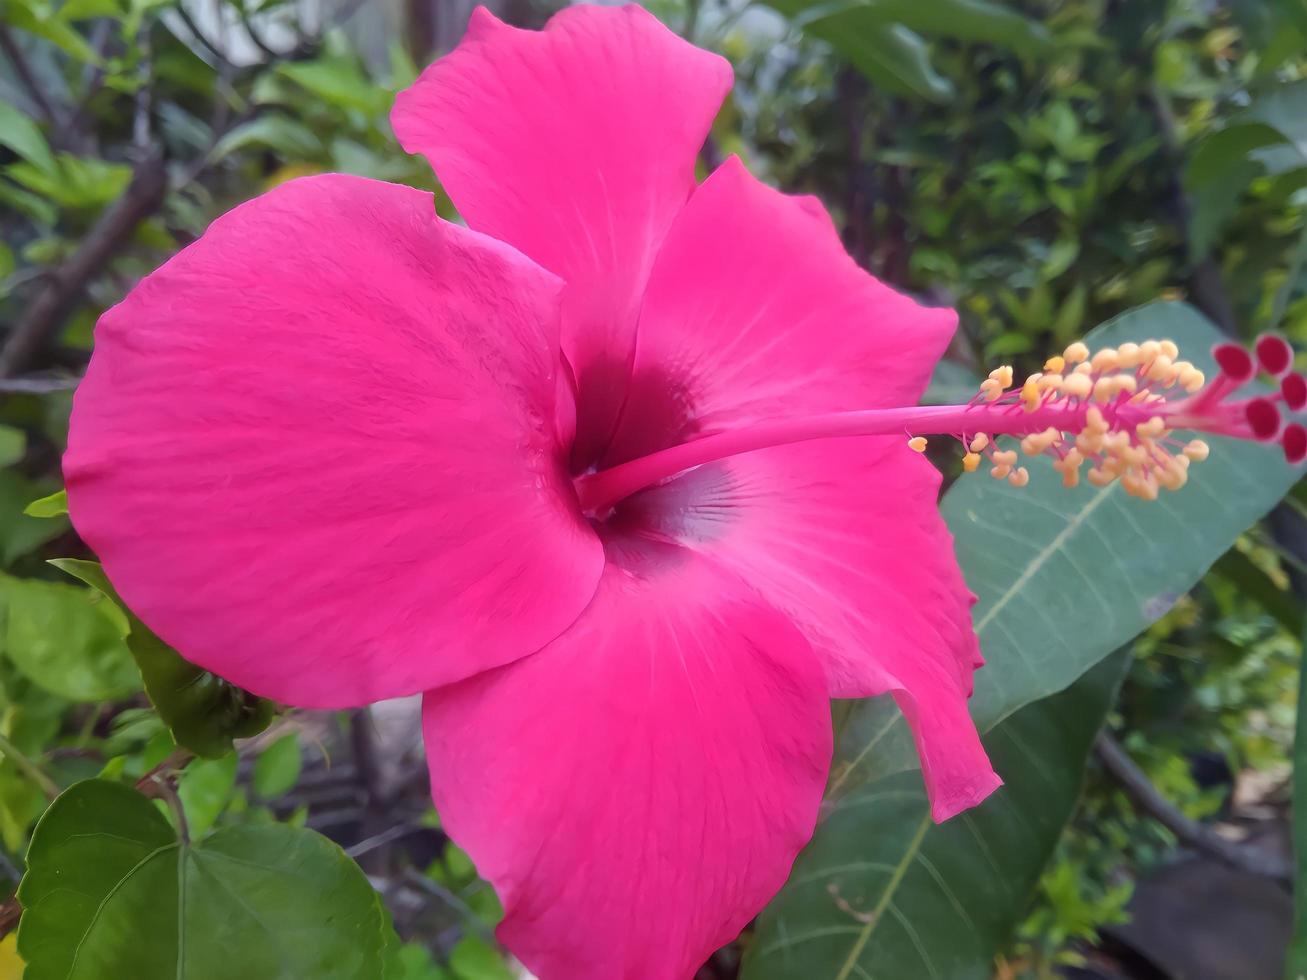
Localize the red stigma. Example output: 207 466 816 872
1282 372 1307 412
1245 397 1283 441
1213 342 1255 383
1255 333 1294 377
1283 423 1307 465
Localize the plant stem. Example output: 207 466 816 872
0 731 58 802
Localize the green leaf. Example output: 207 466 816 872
0 427 25 469
744 653 1128 979
1290 615 1307 980
49 559 273 757
1211 547 1304 636
210 114 324 162
775 0 1050 54
0 475 66 567
449 935 514 980
747 302 1300 977
814 22 954 102
922 360 981 406
0 576 139 701
1185 83 1307 255
276 59 389 115
253 733 302 799
0 100 55 176
22 489 66 519
385 941 451 980
0 1 99 63
17 779 391 979
177 752 237 837
766 0 1050 100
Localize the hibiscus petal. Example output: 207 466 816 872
605 156 956 465
625 441 999 822
391 5 732 464
65 174 603 708
422 538 830 979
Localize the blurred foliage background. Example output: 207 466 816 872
0 1 1305 978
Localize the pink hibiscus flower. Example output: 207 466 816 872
62 5 1302 978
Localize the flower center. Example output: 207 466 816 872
575 334 1305 516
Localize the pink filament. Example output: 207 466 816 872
577 398 1144 514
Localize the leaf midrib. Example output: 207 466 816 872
66 842 178 979
831 810 932 980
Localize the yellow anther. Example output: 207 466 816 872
1062 373 1093 400
1145 354 1175 382
1076 431 1105 455
1117 342 1141 368
1183 439 1210 461
1008 467 1030 488
1121 444 1148 467
1061 468 1080 488
1043 355 1066 374
1090 349 1120 373
988 365 1014 388
1073 362 1094 376
1086 406 1108 432
1021 429 1060 456
991 464 1012 480
1136 416 1166 439
1038 373 1064 393
992 449 1018 467
1139 340 1161 361
1179 366 1205 393
908 436 928 453
1087 466 1115 487
1021 375 1042 412
962 452 981 473
1092 378 1117 403
979 378 1004 401
1159 339 1179 359
1158 462 1188 492
969 433 989 452
1064 341 1090 364
1115 375 1138 394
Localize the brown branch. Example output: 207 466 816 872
0 151 167 378
0 24 61 125
1096 732 1291 884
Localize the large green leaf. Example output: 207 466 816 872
0 576 139 701
744 653 1128 979
0 100 56 176
745 301 1298 976
823 302 1299 800
766 0 1050 101
818 21 954 102
50 560 272 758
775 0 1050 53
18 779 390 979
1185 82 1307 257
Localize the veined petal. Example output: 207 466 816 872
65 174 603 709
625 442 999 822
391 4 732 465
605 156 956 466
422 539 830 979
